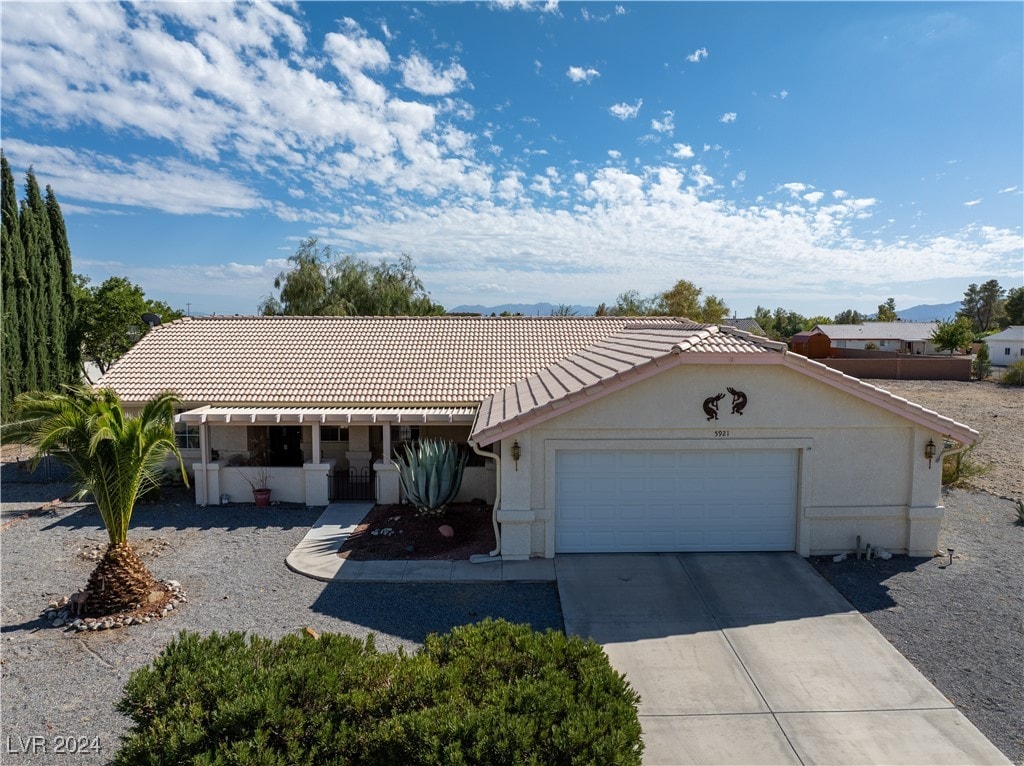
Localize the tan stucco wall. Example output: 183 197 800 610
497 362 947 559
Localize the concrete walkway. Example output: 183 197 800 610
556 553 1009 766
285 503 555 583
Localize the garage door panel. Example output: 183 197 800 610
556 449 797 553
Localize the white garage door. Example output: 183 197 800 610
556 449 798 553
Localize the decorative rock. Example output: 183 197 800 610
438 525 454 538
832 553 847 563
166 580 181 590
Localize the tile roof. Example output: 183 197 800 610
471 326 783 443
98 315 705 405
815 322 938 341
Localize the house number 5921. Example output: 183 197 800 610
714 430 730 438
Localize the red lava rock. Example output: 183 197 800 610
438 524 455 538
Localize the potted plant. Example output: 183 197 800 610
243 466 272 506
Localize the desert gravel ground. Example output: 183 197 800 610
0 479 563 765
863 378 1023 500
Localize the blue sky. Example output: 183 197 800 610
2 1 1021 318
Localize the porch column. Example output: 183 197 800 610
199 422 210 464
382 422 392 460
311 422 322 464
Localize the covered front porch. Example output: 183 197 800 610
177 406 495 507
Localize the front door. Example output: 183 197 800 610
269 426 304 467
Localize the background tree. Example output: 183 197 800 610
753 305 813 341
931 317 974 355
550 304 578 316
606 279 728 322
259 238 444 317
46 184 80 382
1 157 79 417
972 342 991 380
833 309 866 324
607 289 658 317
875 298 897 322
5 387 187 616
1000 286 1023 326
957 280 1005 334
1 151 25 419
76 276 185 377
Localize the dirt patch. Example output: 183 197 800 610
863 379 1023 499
338 503 495 561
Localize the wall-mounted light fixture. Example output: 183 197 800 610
924 438 937 469
511 440 521 471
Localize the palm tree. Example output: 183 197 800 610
5 386 187 616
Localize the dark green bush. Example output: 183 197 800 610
113 619 643 765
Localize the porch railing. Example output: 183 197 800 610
330 466 375 502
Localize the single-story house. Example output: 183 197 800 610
97 315 977 559
814 322 940 354
983 326 1024 367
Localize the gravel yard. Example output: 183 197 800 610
1 378 1019 764
863 378 1023 500
0 480 563 765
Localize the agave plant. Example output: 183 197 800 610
394 438 468 517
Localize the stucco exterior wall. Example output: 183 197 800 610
497 362 947 559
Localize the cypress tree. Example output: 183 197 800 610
46 184 79 385
1 151 25 418
20 169 58 391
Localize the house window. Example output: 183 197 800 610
174 414 199 450
1006 348 1011 356
391 425 420 443
321 427 349 442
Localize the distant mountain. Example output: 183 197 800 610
895 302 962 322
449 302 599 316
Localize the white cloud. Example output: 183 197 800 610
780 182 807 197
998 186 1019 193
803 191 825 204
731 170 746 189
400 53 468 95
3 139 263 215
671 143 694 159
1 5 492 201
609 99 642 120
832 189 848 199
608 150 622 159
651 110 675 134
615 5 626 14
720 112 737 123
567 65 600 83
964 198 982 207
686 47 708 63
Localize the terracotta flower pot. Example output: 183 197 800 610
253 488 272 507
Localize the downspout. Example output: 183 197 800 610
468 438 501 557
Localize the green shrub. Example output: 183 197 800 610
113 619 643 766
1002 359 1024 386
941 442 991 487
972 342 992 380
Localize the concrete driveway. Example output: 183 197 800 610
556 553 1008 766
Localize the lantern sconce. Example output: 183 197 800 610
924 439 937 469
511 440 521 471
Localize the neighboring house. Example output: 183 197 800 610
814 322 940 354
983 326 1024 367
723 317 766 336
97 315 976 559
